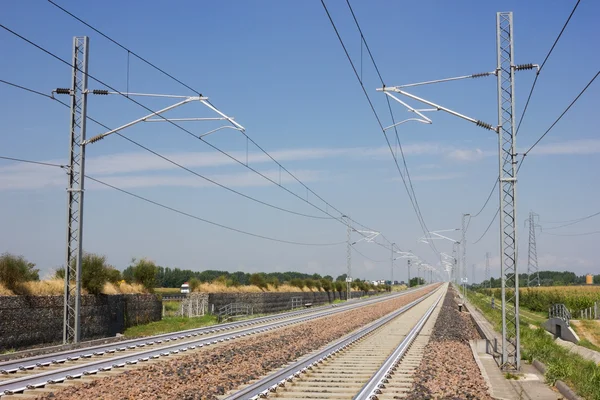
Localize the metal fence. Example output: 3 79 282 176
549 303 572 326
578 302 599 320
217 303 253 323
162 297 207 318
290 296 303 310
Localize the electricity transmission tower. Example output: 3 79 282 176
377 11 536 370
525 211 541 287
55 36 243 344
343 215 352 300
461 213 470 296
62 36 89 344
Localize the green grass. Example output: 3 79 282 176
332 299 344 304
467 289 600 400
124 315 218 338
154 287 181 295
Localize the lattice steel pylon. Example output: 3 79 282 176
497 12 520 371
525 211 541 287
343 215 352 300
63 36 89 344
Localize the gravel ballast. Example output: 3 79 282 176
34 285 439 400
406 287 492 400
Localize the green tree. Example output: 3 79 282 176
188 277 200 292
249 273 268 290
335 274 347 282
320 278 332 292
79 253 110 295
106 267 121 284
0 252 39 293
323 275 334 282
290 278 305 290
131 258 158 292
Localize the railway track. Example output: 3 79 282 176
0 286 435 397
224 283 446 400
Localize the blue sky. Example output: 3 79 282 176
1 0 598 283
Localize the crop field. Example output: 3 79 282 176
479 286 600 313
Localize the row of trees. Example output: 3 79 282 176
1 251 394 295
0 252 158 295
476 270 600 289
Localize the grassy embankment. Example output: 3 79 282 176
467 290 600 400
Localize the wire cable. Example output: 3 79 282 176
0 154 346 246
522 70 599 156
472 207 499 244
543 210 600 230
515 0 582 136
351 246 387 263
85 175 346 246
344 0 437 255
0 79 333 220
320 0 438 256
542 230 600 237
0 155 66 169
38 4 385 238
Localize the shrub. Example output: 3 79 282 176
0 253 39 294
106 267 121 284
320 278 332 292
249 273 268 291
289 278 305 290
305 279 315 291
188 277 200 292
131 258 158 292
80 253 110 295
267 276 280 289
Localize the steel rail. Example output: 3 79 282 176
0 288 419 374
353 290 444 400
0 286 434 397
222 285 443 400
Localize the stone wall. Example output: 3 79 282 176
0 294 161 351
207 290 380 315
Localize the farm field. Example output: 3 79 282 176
480 286 600 313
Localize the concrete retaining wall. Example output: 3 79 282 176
207 290 380 314
0 294 161 351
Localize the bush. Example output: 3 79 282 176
106 267 121 284
249 273 268 291
305 279 315 291
0 253 39 294
320 278 332 292
80 253 110 295
267 276 280 289
131 258 158 292
289 278 305 290
188 277 200 292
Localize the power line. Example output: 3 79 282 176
0 155 66 169
543 210 600 225
0 154 346 246
543 210 600 230
41 3 376 232
543 230 600 237
351 246 387 263
0 24 346 224
470 69 598 244
515 0 582 136
472 208 499 245
522 70 599 156
470 179 498 218
0 79 333 220
85 175 346 246
320 0 438 256
344 0 438 255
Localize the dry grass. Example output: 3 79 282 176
116 282 145 294
0 283 14 295
22 279 64 295
191 282 322 293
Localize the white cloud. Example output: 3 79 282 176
446 148 488 162
408 173 464 182
523 139 600 156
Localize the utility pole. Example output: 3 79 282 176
486 252 491 288
54 37 244 344
390 243 395 286
472 263 476 287
461 213 470 298
62 36 89 344
343 215 352 300
526 211 540 287
407 259 411 287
